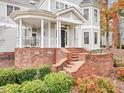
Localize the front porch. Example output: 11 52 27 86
10 8 86 48
18 19 78 48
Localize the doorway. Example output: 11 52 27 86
61 29 67 47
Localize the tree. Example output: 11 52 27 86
99 0 112 48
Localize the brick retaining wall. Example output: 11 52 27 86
74 53 114 78
0 52 14 68
15 48 56 68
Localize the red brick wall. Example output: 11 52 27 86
74 53 114 78
15 48 56 68
91 53 113 62
0 52 14 68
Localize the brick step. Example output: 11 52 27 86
72 58 79 61
63 61 85 73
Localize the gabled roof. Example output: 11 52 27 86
56 7 87 22
0 0 40 8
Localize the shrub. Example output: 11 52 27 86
38 65 51 80
21 80 48 93
0 65 51 86
0 68 17 86
113 57 123 67
79 76 115 93
1 84 21 93
116 67 124 81
16 68 37 84
44 72 74 93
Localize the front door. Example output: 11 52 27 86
32 33 37 47
61 29 67 47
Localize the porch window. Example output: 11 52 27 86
7 5 20 16
84 9 89 20
94 9 98 22
84 32 89 44
94 32 98 44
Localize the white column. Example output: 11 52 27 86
56 20 61 48
41 19 44 48
19 18 22 48
16 24 19 48
48 21 51 48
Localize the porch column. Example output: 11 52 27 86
16 24 19 48
19 18 22 48
41 19 44 48
48 21 51 48
56 20 61 48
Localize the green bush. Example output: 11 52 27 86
21 80 48 93
1 80 48 93
79 76 115 93
44 72 74 93
0 65 51 86
16 68 37 84
1 84 21 93
39 65 51 80
0 68 17 86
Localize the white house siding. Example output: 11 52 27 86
0 1 29 52
0 28 17 52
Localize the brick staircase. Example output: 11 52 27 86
53 48 87 77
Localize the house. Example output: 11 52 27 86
0 0 100 52
0 0 101 69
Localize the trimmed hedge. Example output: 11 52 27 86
0 72 73 93
0 69 17 86
1 80 48 93
16 68 37 84
0 65 51 86
44 72 74 93
39 65 51 80
1 84 21 93
21 80 48 93
78 76 115 93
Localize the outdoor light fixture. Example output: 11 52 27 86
30 0 35 5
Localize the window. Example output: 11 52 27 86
14 7 20 11
56 1 68 10
56 2 59 9
65 5 68 9
94 32 97 44
7 5 20 16
84 32 89 44
94 9 98 22
84 9 89 20
60 3 64 10
7 5 13 16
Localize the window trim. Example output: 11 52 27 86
56 1 68 10
83 8 89 20
84 32 89 44
94 32 98 44
94 9 98 22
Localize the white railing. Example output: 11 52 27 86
22 36 41 48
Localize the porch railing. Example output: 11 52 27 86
22 36 41 48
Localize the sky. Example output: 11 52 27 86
108 0 117 7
